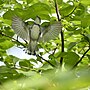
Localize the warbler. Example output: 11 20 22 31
12 16 62 55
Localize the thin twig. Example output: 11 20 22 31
54 0 64 67
36 54 55 67
71 33 90 70
60 31 64 66
54 0 61 21
52 47 57 54
71 47 90 70
0 32 26 47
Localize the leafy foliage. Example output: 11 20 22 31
0 0 90 90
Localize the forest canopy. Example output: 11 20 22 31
0 0 90 90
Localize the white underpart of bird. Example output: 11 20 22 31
12 16 62 55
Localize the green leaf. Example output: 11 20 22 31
0 56 3 61
0 66 10 73
74 3 85 16
1 17 12 26
0 0 3 4
81 15 90 28
60 3 75 17
4 28 14 37
13 3 22 9
80 0 90 5
6 55 19 65
41 63 53 70
4 55 19 67
3 9 25 20
37 56 43 63
29 58 37 63
87 54 90 60
0 40 14 50
41 22 50 27
49 54 58 66
25 3 51 20
0 49 6 56
54 51 61 58
63 52 79 68
5 55 13 63
85 34 90 42
73 28 82 35
57 0 63 5
49 54 55 59
3 10 14 20
3 3 51 20
86 34 90 40
19 60 33 70
0 37 6 42
66 25 77 31
68 42 77 50
26 0 32 4
0 66 17 74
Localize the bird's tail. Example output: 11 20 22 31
27 40 38 55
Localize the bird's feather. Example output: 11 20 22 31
39 21 62 42
12 16 29 41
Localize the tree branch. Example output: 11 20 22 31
71 33 90 70
54 0 64 67
0 31 26 47
71 47 90 70
60 31 64 66
54 0 61 21
36 54 55 67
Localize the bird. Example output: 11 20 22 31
27 16 41 55
12 16 62 55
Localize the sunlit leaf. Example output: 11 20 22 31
0 40 14 50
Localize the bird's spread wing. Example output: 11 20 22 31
39 21 62 42
12 16 29 41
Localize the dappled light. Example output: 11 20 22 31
0 0 90 90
